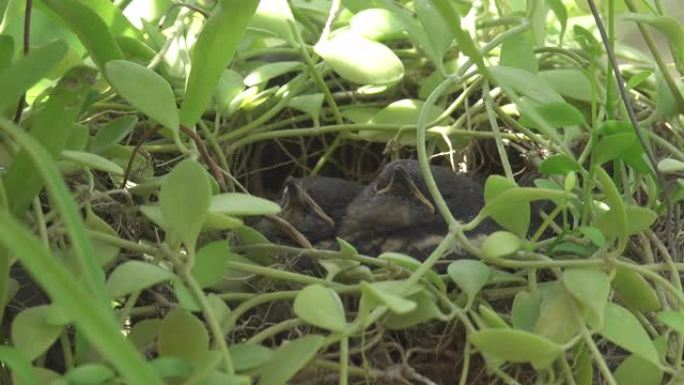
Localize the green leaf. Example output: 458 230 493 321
533 289 582 344
65 364 115 385
192 241 231 288
594 133 637 165
159 159 211 250
315 31 404 85
61 150 124 175
519 102 586 128
180 0 259 127
546 0 568 41
614 345 664 385
0 39 68 110
0 35 14 71
79 0 140 38
612 266 661 312
11 306 64 361
4 66 97 215
625 205 657 235
360 281 417 314
383 290 442 330
414 0 452 61
562 267 610 326
244 61 303 87
287 93 325 122
90 115 138 154
447 260 491 307
480 231 523 259
250 0 296 44
500 31 538 73
574 346 593 385
116 35 156 62
350 8 404 41
158 309 209 367
230 343 273 372
293 284 347 332
469 329 564 369
658 158 684 173
479 305 510 328
599 303 660 367
0 346 40 385
213 70 244 113
106 261 175 298
378 252 446 293
593 166 627 241
105 60 179 134
41 0 124 71
578 226 606 247
173 279 201 312
483 176 529 236
85 206 120 265
539 154 581 175
209 193 281 216
259 335 324 385
539 68 597 102
622 13 684 65
511 291 542 331
362 98 445 143
491 65 564 104
657 311 684 333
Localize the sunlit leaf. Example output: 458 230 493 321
315 31 404 85
209 193 281 216
562 267 610 326
11 306 64 361
41 0 124 71
61 150 124 175
159 159 212 250
180 0 259 126
90 115 138 154
259 335 324 385
469 328 564 369
106 60 179 134
350 8 404 40
158 309 209 366
612 266 661 313
600 303 660 367
0 40 68 110
293 284 347 332
192 241 231 288
480 231 523 259
106 261 175 298
448 260 491 308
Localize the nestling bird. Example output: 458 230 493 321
338 159 498 259
252 176 364 246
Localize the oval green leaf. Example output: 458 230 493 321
159 159 212 250
106 261 175 298
105 60 179 134
259 335 324 385
293 284 347 332
315 31 404 85
599 303 660 367
469 328 564 369
209 193 281 216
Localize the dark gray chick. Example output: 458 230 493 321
338 159 498 259
253 176 364 246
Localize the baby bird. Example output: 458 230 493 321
338 159 498 259
253 176 364 246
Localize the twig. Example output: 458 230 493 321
180 124 228 192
